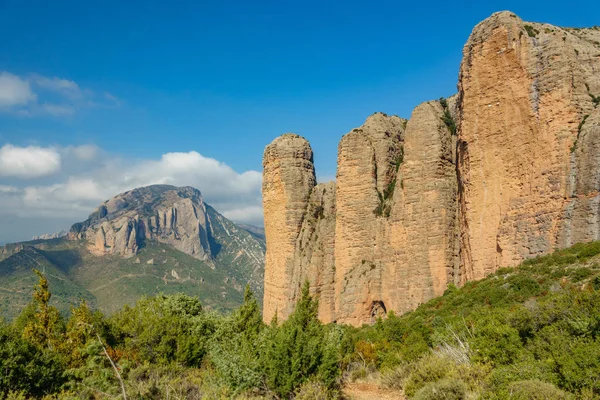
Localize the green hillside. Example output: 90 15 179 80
0 185 266 320
0 234 263 319
0 246 95 319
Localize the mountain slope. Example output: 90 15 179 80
0 245 96 319
0 185 265 319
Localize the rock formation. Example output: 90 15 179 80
262 12 600 326
69 185 213 260
262 134 316 322
333 113 405 325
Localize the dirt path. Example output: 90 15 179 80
343 383 405 400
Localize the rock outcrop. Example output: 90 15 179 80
262 12 600 326
69 185 213 260
458 12 600 280
334 113 405 325
262 135 316 322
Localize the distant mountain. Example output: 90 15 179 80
32 230 68 240
238 224 266 241
0 185 265 319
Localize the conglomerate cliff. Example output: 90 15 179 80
262 12 600 326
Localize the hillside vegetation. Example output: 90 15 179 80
0 215 265 320
2 241 600 399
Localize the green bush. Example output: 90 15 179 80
488 361 557 392
570 267 593 282
294 379 333 400
507 380 573 399
412 378 467 400
380 363 412 389
471 319 524 366
0 324 66 397
261 282 341 398
124 364 205 400
110 293 211 366
402 354 456 397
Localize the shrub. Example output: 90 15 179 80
412 378 467 400
380 363 412 389
402 354 456 397
470 319 524 366
524 25 539 37
570 267 593 282
110 293 211 366
0 324 66 397
507 380 573 399
488 361 557 392
124 364 205 400
294 379 333 400
439 97 457 135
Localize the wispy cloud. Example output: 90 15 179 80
0 71 120 117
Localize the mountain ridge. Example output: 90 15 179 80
0 185 265 319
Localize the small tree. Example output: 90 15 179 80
262 281 341 397
22 270 63 350
234 285 264 341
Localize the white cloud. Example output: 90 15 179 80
0 71 120 117
0 72 36 107
0 145 264 241
66 144 100 161
0 144 62 178
33 75 80 95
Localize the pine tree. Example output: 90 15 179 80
23 270 63 350
234 285 264 341
261 280 340 397
64 300 96 367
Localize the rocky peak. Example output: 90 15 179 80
69 185 213 260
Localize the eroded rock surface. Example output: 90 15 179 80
458 12 600 280
262 12 600 326
262 134 316 322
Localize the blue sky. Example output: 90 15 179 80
0 0 599 242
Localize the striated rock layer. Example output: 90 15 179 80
262 12 600 326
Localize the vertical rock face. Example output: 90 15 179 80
563 111 600 245
262 12 600 326
290 182 337 322
386 101 458 314
262 134 316 322
334 113 405 325
458 12 600 279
